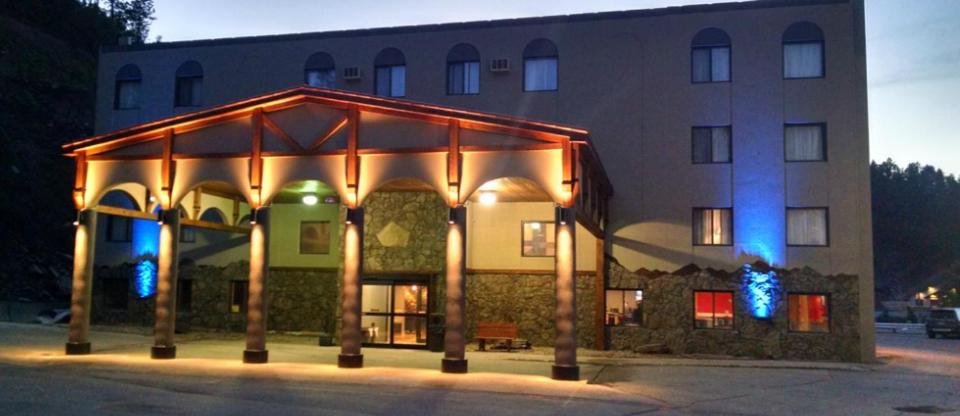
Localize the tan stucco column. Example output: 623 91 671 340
442 206 468 373
338 207 364 368
552 206 579 380
244 207 270 363
66 209 97 355
151 208 180 359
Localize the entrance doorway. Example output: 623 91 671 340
361 277 429 348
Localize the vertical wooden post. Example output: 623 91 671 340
151 208 181 359
65 209 97 355
244 207 270 363
553 206 579 381
338 207 364 368
442 206 468 373
594 237 606 350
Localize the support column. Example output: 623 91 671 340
244 207 270 363
65 209 97 355
552 206 579 381
338 207 364 368
442 206 468 373
151 209 180 359
594 237 606 350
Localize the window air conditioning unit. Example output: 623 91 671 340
490 58 510 73
342 67 361 81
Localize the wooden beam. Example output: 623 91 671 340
447 119 461 205
192 186 202 219
309 115 349 150
262 112 304 152
73 152 87 209
345 105 359 206
94 205 156 221
181 218 251 234
160 129 175 207
250 108 264 205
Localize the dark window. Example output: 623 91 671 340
305 52 336 88
229 280 248 314
180 226 196 243
177 279 193 312
521 220 555 257
106 216 133 242
114 64 142 109
788 293 829 332
783 22 825 79
300 221 331 254
103 279 129 310
174 60 203 107
694 291 734 329
693 208 732 245
523 39 558 91
692 126 731 163
605 289 643 326
199 208 227 224
787 208 829 246
447 43 480 95
691 28 731 83
785 123 826 161
374 48 406 97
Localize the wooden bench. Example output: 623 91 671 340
476 322 518 351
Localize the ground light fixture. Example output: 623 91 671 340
302 194 319 206
479 191 497 206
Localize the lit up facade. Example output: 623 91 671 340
62 0 874 377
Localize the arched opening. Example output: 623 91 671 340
447 43 480 95
304 52 336 88
175 60 203 107
783 21 825 79
691 28 731 83
374 47 406 97
114 64 142 110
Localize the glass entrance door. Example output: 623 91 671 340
361 281 428 347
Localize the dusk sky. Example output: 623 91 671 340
148 0 960 175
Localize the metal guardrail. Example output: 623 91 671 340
875 322 925 334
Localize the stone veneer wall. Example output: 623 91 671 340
606 260 863 362
465 272 596 348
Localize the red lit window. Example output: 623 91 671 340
789 294 829 332
694 291 734 329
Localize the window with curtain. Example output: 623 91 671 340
787 208 828 246
694 291 734 329
523 38 559 91
783 22 825 79
692 126 731 163
605 289 643 326
785 124 826 161
691 28 731 83
788 293 829 332
304 52 336 88
114 64 142 109
174 60 203 107
693 208 732 245
447 43 480 95
374 48 406 97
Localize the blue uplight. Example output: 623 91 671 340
742 264 781 319
131 218 160 298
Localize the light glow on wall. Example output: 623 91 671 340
478 191 497 205
742 264 781 319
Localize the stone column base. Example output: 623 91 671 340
441 358 468 373
150 345 177 360
243 349 269 364
65 342 90 355
338 353 363 368
551 364 580 381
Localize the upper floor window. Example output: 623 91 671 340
785 123 826 161
374 47 406 97
691 28 731 83
783 22 825 79
305 52 336 88
692 126 731 163
175 60 203 107
523 39 558 91
114 64 142 109
693 208 732 246
447 43 480 95
787 208 828 246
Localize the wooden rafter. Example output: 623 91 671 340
345 105 359 206
309 115 349 150
160 128 175 207
261 113 304 151
250 108 264 206
447 119 461 206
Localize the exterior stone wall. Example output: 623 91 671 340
361 191 447 274
606 260 862 362
465 272 596 348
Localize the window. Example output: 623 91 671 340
106 216 133 242
174 60 203 107
177 279 193 312
229 280 248 313
374 48 406 97
785 123 826 161
692 208 732 245
300 221 331 254
788 294 829 332
787 208 828 246
103 278 129 310
114 64 141 109
783 22 825 79
691 28 731 83
692 126 731 163
305 52 336 88
523 39 558 91
694 291 734 329
180 226 196 243
447 43 480 95
522 220 555 257
606 289 643 326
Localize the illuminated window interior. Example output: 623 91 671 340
694 290 734 329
